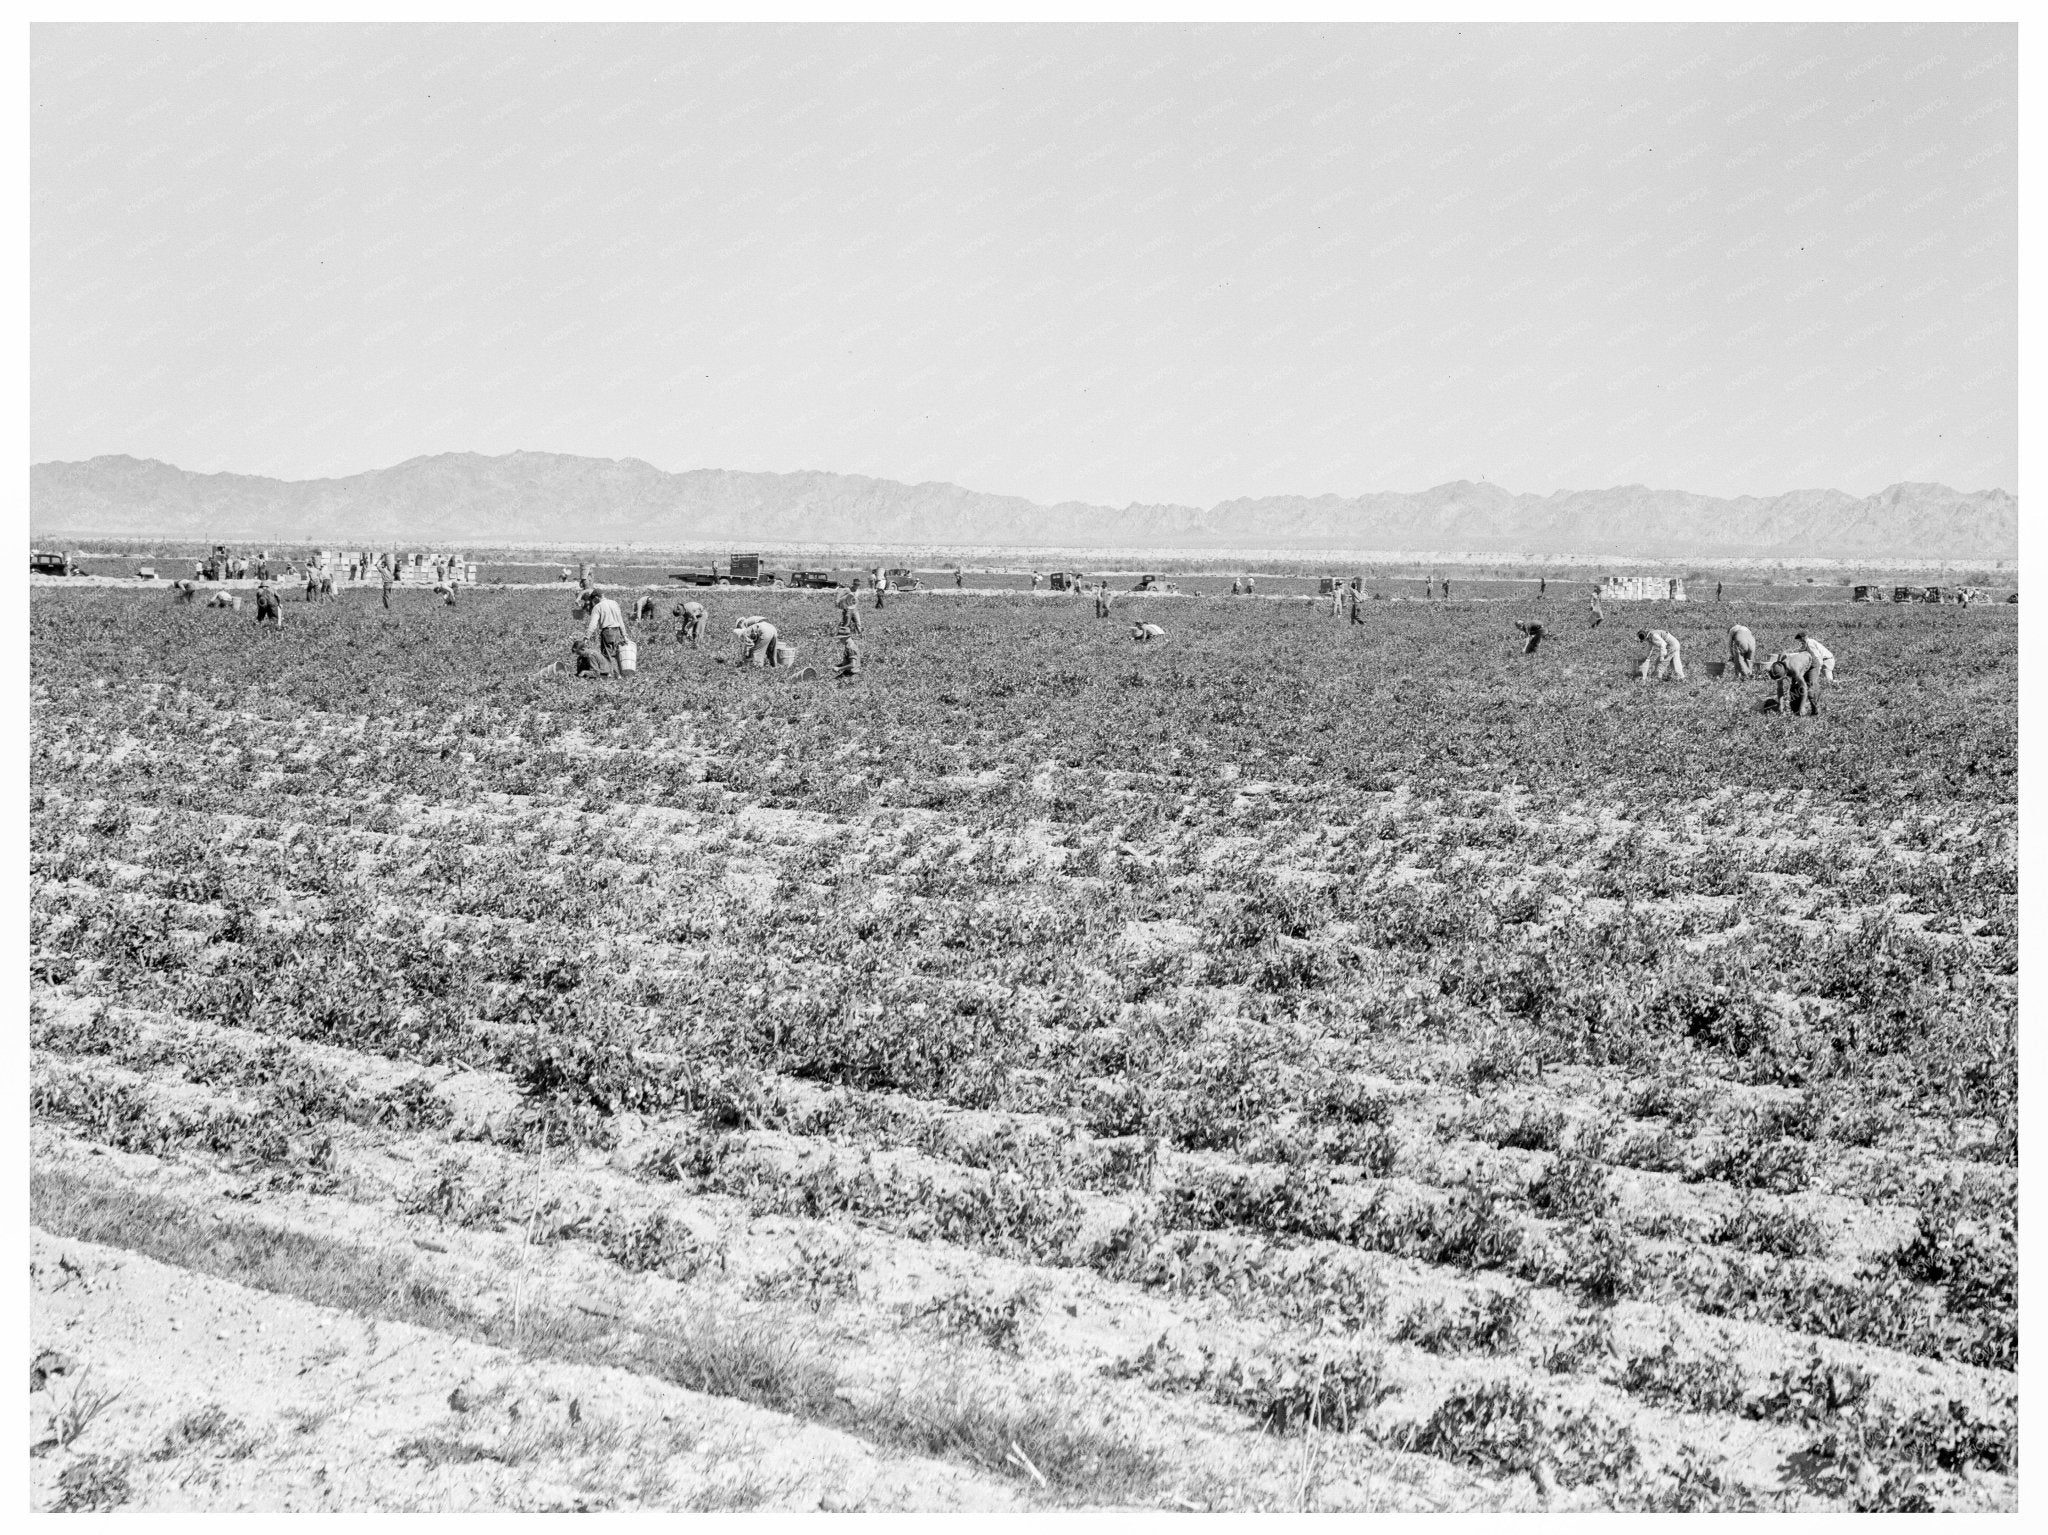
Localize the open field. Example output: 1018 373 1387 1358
29 582 2017 1511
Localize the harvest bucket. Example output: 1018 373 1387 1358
620 639 638 673
773 641 796 666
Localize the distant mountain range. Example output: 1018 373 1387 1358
28 452 2017 559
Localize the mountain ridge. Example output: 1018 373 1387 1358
29 452 2017 559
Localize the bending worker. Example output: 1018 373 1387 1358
735 615 781 667
1131 621 1164 642
1637 627 1685 681
583 586 628 677
254 580 284 629
835 633 861 679
1768 648 1823 716
672 599 706 647
1792 631 1835 681
1515 621 1547 655
1728 624 1757 679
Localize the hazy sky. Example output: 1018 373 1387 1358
32 23 2016 505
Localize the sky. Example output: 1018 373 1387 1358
31 22 2016 507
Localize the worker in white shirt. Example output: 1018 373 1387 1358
734 615 781 667
1637 628 1685 681
1792 631 1834 681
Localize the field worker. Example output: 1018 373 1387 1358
672 599 707 646
1768 649 1822 716
1349 580 1368 625
954 568 963 588
304 568 319 602
1793 631 1835 681
171 580 197 603
1539 576 1547 599
568 638 608 677
256 558 271 582
1715 581 1725 603
319 568 337 601
1516 621 1547 655
1442 577 1453 601
1589 592 1605 629
433 581 457 606
1231 578 1243 596
560 566 572 582
254 580 284 628
583 586 628 677
1637 628 1685 681
735 615 780 667
1031 571 1043 590
204 591 241 611
831 589 864 638
1728 624 1758 679
380 565 393 610
634 594 658 622
1131 621 1164 642
1243 575 1256 595
1095 581 1114 618
835 633 862 679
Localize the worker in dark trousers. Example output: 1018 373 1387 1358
1442 577 1452 601
1768 649 1822 715
584 587 628 677
254 580 284 629
672 599 706 647
1515 621 1547 654
835 633 862 679
1348 580 1367 625
634 594 657 622
872 570 888 610
1095 581 1114 618
1716 582 1724 602
836 586 862 634
1539 576 1547 599
172 580 198 603
1589 591 1604 628
381 567 393 610
1728 624 1757 679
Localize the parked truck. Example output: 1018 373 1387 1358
671 552 779 587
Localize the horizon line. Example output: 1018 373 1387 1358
30 449 2015 511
